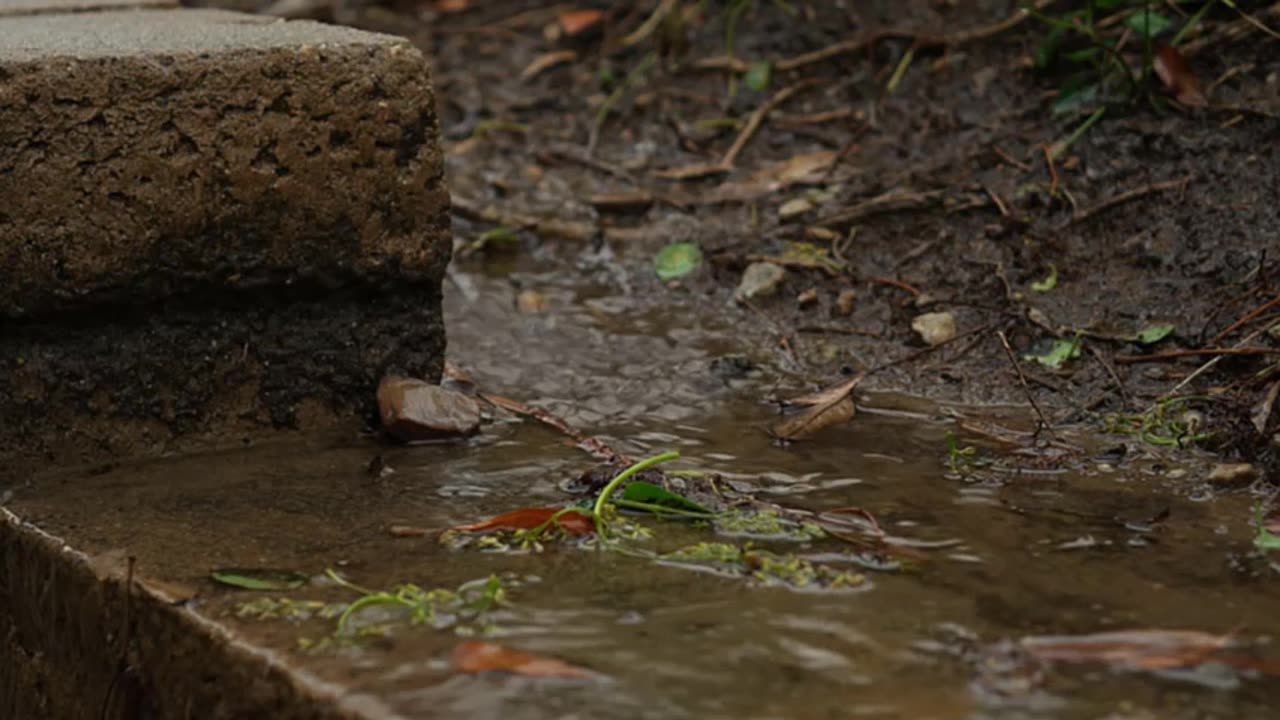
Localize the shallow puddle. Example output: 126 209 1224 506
7 256 1280 719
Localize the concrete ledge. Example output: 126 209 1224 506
0 507 392 719
0 0 176 17
0 8 451 475
0 9 450 318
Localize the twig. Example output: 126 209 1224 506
1209 294 1280 346
998 330 1053 434
773 0 1056 73
1115 347 1280 364
796 325 882 338
655 79 819 180
1088 346 1131 408
868 276 922 296
815 189 944 228
620 0 679 47
722 79 820 167
589 53 656 155
1066 176 1191 227
1162 320 1280 400
865 322 995 376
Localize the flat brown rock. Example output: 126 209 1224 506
0 9 450 318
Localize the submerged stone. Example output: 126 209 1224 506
377 377 482 442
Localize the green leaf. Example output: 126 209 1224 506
1034 25 1066 70
1023 335 1083 369
744 60 772 92
1031 264 1058 292
620 481 713 515
1065 47 1101 64
1125 9 1172 38
211 568 309 591
654 242 702 281
1133 323 1175 345
1253 506 1280 552
1053 79 1100 115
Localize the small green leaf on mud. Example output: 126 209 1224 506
1053 79 1100 115
620 481 713 515
211 568 309 591
1031 264 1058 292
1133 324 1175 345
654 242 702 281
1023 335 1083 369
1125 10 1172 39
744 60 772 92
1254 506 1280 552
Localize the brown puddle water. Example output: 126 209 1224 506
8 255 1280 720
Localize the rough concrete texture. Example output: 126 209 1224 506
0 9 451 318
0 8 451 477
0 0 175 16
0 508 392 719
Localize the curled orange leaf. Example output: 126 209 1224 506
450 507 595 536
452 641 596 679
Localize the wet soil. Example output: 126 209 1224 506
6 262 1280 719
395 0 1279 472
6 1 1280 717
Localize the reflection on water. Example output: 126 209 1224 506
8 258 1280 720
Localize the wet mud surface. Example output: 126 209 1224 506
7 260 1280 719
5 0 1280 717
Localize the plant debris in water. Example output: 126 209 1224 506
211 568 310 591
660 542 864 590
236 572 514 652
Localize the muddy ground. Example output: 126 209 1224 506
311 0 1280 478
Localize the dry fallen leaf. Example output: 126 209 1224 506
771 375 862 441
558 9 605 37
521 50 578 81
452 641 596 679
1021 629 1234 671
703 151 836 203
433 0 470 13
449 507 596 536
1154 44 1207 107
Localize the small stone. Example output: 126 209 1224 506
516 288 547 313
911 311 956 346
778 197 814 219
804 226 840 243
796 288 819 308
1206 463 1259 486
834 288 856 316
377 377 482 443
735 262 786 303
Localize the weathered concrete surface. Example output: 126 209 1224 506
0 9 450 318
0 8 451 477
0 507 392 719
0 0 175 16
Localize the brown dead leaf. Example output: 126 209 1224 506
521 50 578 81
1154 44 1207 107
1021 629 1234 671
452 641 596 679
432 0 470 13
558 9 605 36
703 151 836 203
654 161 730 181
771 375 862 441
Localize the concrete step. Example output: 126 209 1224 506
0 5 451 474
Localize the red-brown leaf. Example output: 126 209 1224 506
451 641 596 679
559 9 605 37
451 508 595 536
1154 44 1207 107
